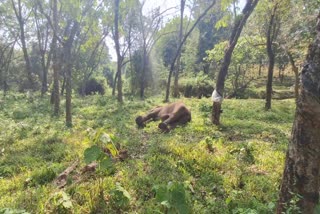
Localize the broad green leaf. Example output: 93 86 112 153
84 145 103 164
170 183 190 214
100 157 113 170
153 185 169 203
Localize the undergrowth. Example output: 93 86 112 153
0 92 295 213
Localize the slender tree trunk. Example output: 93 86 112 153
140 46 147 99
52 0 60 116
114 0 123 103
64 21 79 127
277 15 320 213
34 6 51 96
173 0 185 98
60 72 66 96
212 0 259 125
112 71 118 96
265 5 277 110
165 0 216 102
12 0 34 89
287 52 299 100
258 59 262 76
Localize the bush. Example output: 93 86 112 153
178 73 214 98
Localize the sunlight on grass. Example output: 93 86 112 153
0 93 295 213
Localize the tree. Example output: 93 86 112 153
265 0 280 110
277 13 320 213
11 0 34 89
211 0 259 125
113 0 123 103
32 2 52 96
51 0 60 116
172 0 185 98
165 0 216 102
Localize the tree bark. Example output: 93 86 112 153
64 21 79 127
114 0 123 103
265 5 278 110
11 0 34 89
165 0 216 102
140 46 147 99
212 0 259 125
258 58 262 76
277 14 320 213
52 0 60 116
173 0 185 98
287 52 299 100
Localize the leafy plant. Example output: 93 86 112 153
110 183 131 210
153 181 191 214
84 129 118 172
46 191 73 214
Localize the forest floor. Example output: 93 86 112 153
0 92 295 213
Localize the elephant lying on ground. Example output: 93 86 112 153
135 101 191 132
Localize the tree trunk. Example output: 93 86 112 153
114 0 123 103
277 15 320 213
12 0 34 89
287 52 299 100
212 0 259 125
112 71 118 96
165 0 216 102
140 46 147 99
60 72 66 96
34 6 51 96
265 5 277 110
173 0 185 98
52 0 60 116
64 21 79 127
258 59 262 76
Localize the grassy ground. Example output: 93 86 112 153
0 92 295 213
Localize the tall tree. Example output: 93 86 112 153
114 0 123 103
64 20 79 127
11 0 34 89
52 0 60 116
211 0 259 125
32 3 52 96
165 0 216 102
265 1 279 110
277 13 320 213
173 0 185 98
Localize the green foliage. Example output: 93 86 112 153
110 183 131 210
0 93 295 213
153 181 191 214
47 191 73 214
83 129 117 172
28 167 57 186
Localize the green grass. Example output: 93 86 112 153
0 92 295 213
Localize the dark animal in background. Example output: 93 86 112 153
135 101 191 132
78 78 105 96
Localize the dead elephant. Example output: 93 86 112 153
135 101 191 132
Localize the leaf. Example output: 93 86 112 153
84 145 103 164
62 200 73 209
100 157 113 170
100 133 111 144
106 142 119 157
153 185 169 203
169 183 190 214
160 200 171 208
